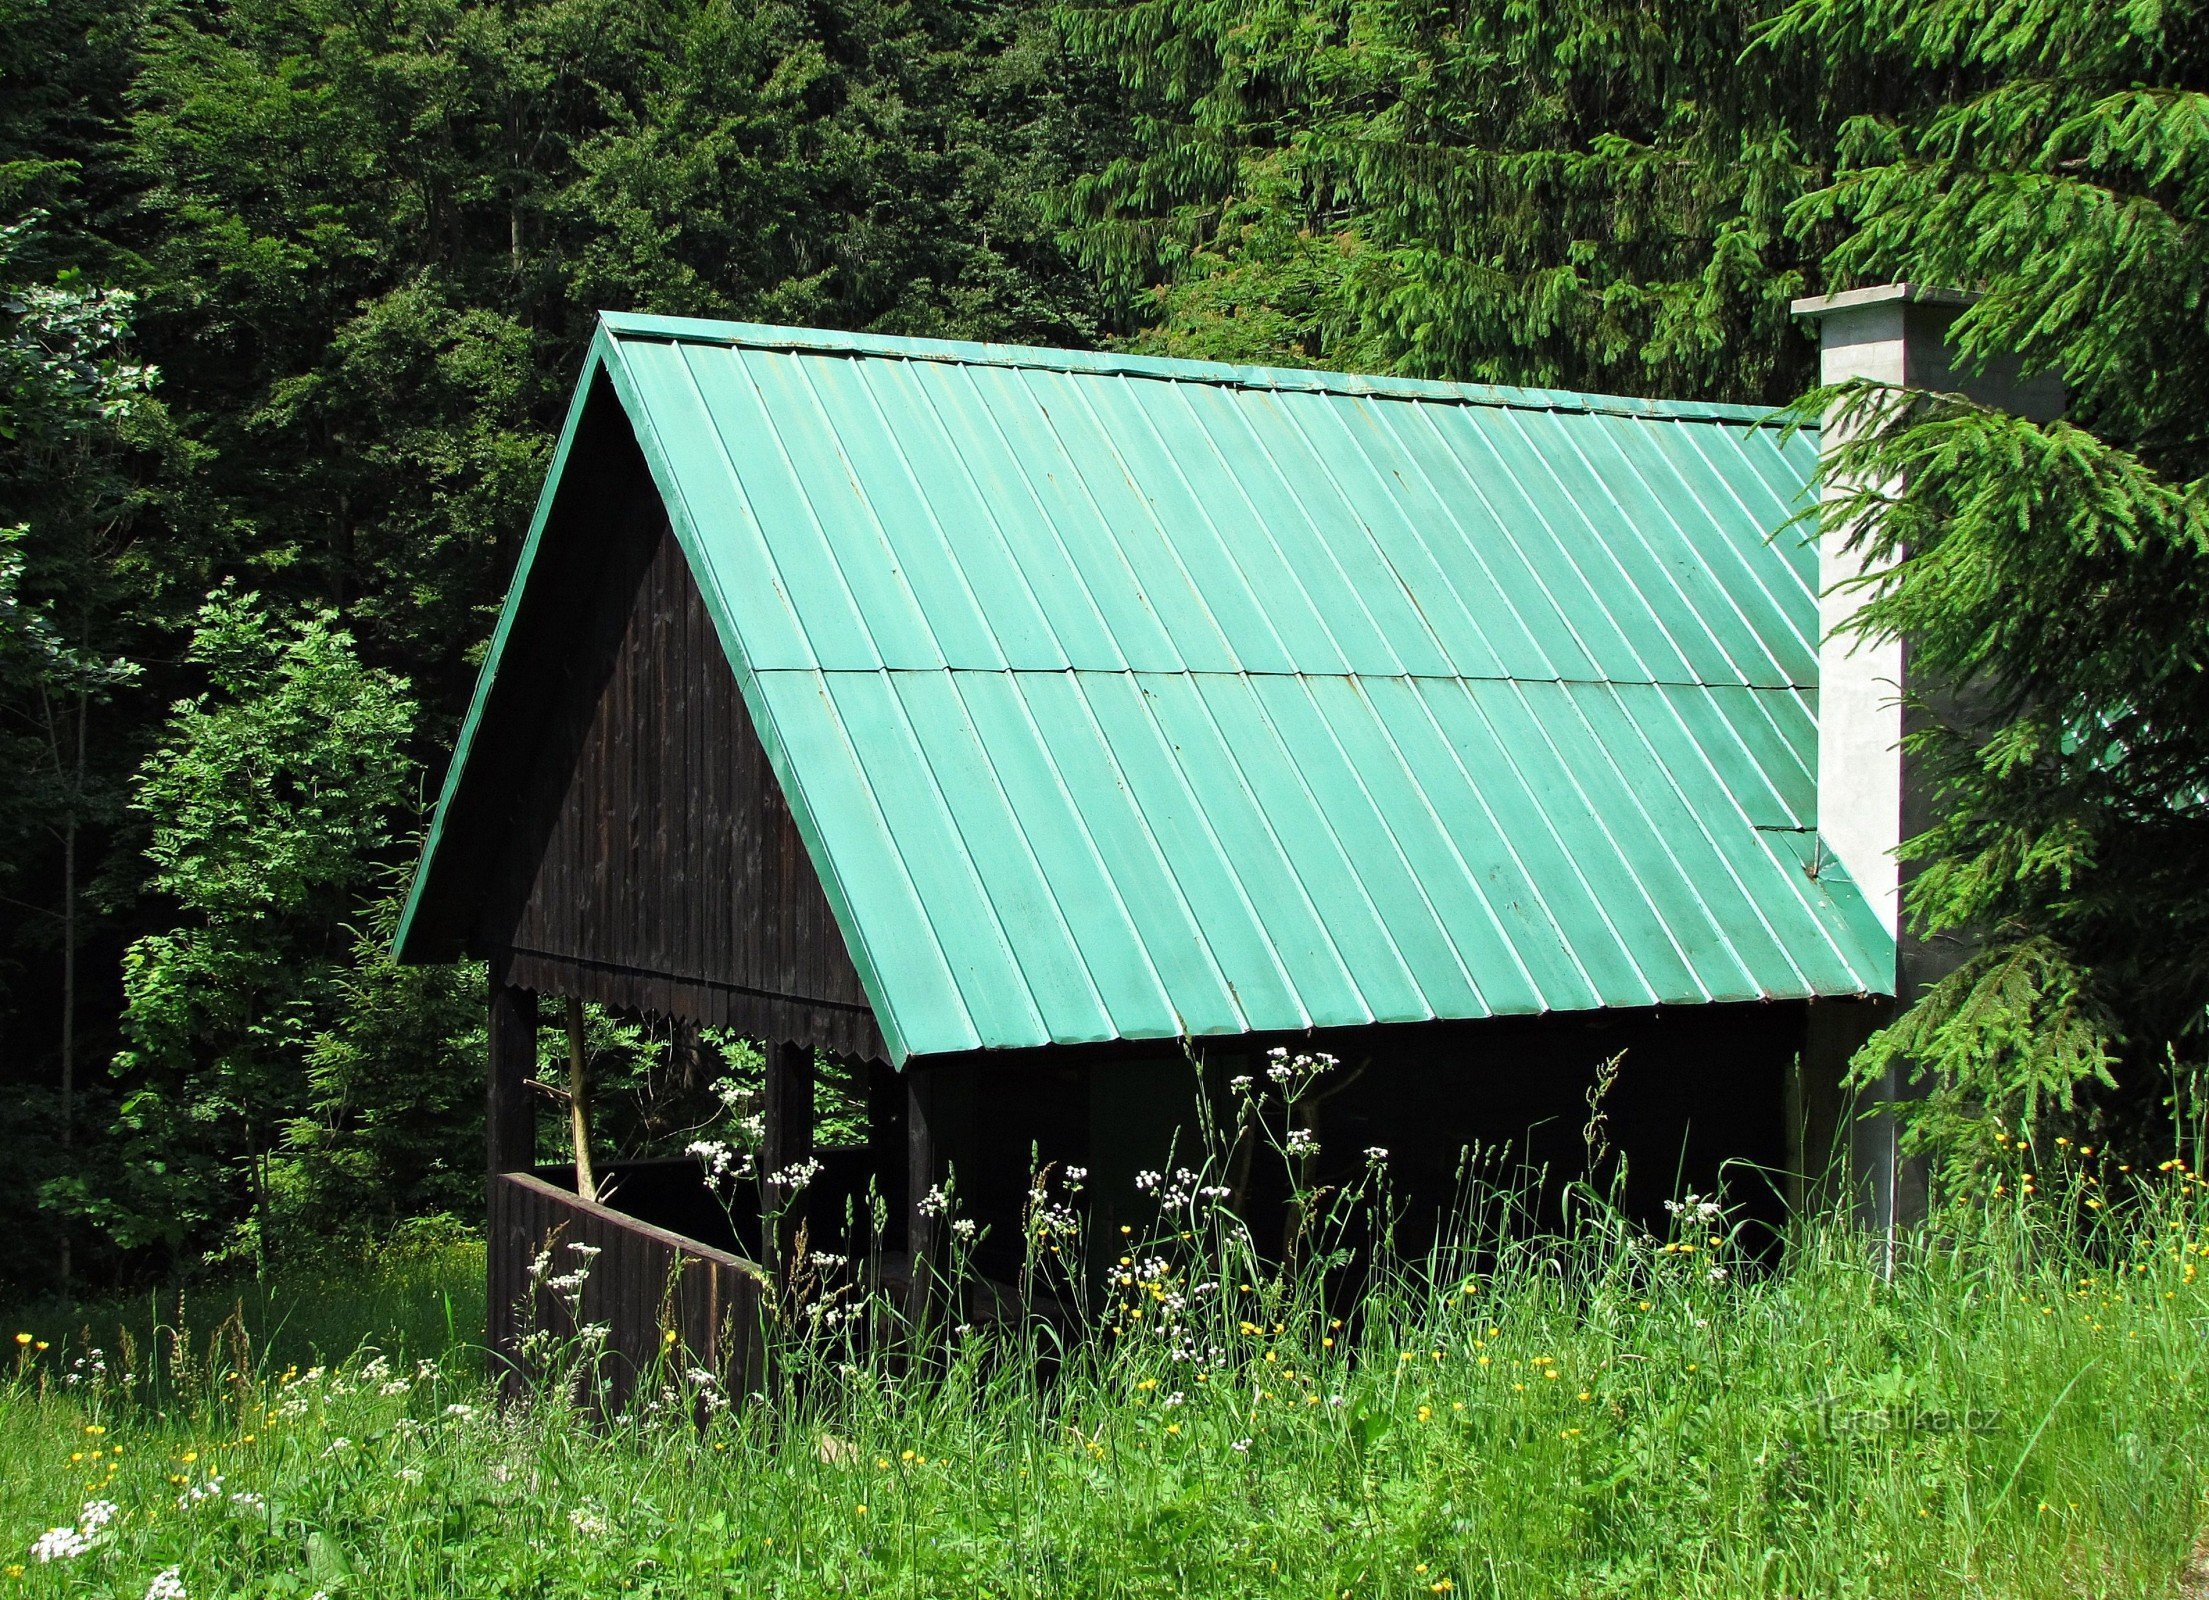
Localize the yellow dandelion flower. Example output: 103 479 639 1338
12 1333 28 1347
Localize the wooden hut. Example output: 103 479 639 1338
396 312 1910 1386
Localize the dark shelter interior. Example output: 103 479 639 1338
552 996 1839 1291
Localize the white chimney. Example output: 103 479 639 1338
1788 284 2062 1233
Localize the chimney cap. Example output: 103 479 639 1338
1790 282 1976 320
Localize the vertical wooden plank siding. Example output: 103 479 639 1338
496 484 885 1061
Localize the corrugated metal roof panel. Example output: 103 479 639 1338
400 314 1896 1061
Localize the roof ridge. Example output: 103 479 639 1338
596 312 1791 429
745 664 1818 691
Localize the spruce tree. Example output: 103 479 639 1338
1768 0 2209 1159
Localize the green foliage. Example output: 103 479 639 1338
123 0 1119 684
1769 0 2209 1162
6 1169 2209 1596
0 0 1122 1287
1055 0 1846 398
89 591 416 1263
283 885 486 1238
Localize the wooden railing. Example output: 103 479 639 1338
488 1169 767 1409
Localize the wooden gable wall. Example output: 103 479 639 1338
486 457 885 1062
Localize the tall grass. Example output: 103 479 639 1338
4 1109 2207 1597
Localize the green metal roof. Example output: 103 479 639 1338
400 313 1895 1063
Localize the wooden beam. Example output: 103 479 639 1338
487 976 538 1178
760 1040 814 1271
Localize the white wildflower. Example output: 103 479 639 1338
568 1505 608 1538
145 1565 187 1600
767 1157 823 1192
1663 1192 1726 1227
687 1140 739 1181
31 1527 90 1562
1364 1146 1389 1163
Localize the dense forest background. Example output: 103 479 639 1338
4 0 2203 1293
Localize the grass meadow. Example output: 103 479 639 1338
4 1137 2208 1599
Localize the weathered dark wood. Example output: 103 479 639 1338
905 1064 942 1323
488 1169 765 1412
480 409 884 1062
487 978 538 1177
866 1059 908 1244
760 1039 815 1269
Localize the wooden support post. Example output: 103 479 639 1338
486 973 537 1390
865 1060 907 1246
760 1040 814 1274
487 976 538 1179
905 1063 942 1325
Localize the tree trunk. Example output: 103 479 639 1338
564 997 596 1202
